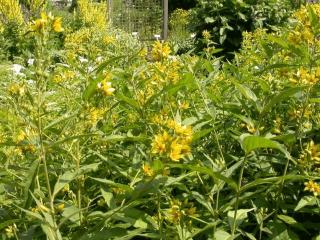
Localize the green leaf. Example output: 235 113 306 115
167 164 238 191
234 82 257 102
79 228 145 240
93 55 126 74
82 76 102 101
205 17 215 23
101 189 115 209
61 204 81 223
294 196 318 211
116 94 140 110
262 87 304 114
228 208 253 229
90 177 133 192
192 127 215 141
44 112 78 131
240 175 305 192
53 163 100 197
24 160 40 209
240 134 291 159
213 230 232 240
277 215 297 225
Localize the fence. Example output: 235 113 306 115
108 0 168 40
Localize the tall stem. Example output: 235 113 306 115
231 156 247 238
35 34 60 239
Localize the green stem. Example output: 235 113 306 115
158 192 164 239
35 34 61 239
212 188 220 239
231 156 247 238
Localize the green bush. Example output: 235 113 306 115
190 0 299 58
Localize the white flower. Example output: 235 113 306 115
132 32 138 37
27 59 35 66
12 64 25 76
190 33 196 38
88 66 94 72
27 79 35 85
79 56 88 63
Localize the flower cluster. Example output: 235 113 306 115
151 120 192 162
151 41 171 61
304 180 320 196
30 12 63 34
0 0 24 25
289 67 320 85
77 0 107 29
299 140 320 171
165 199 197 224
97 73 115 96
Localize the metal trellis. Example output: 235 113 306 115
108 0 168 40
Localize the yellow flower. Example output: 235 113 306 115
142 163 154 177
103 35 115 45
304 180 320 196
166 199 182 223
98 81 115 96
55 203 65 213
151 131 171 154
8 83 25 96
31 13 48 32
169 139 183 161
151 41 171 61
202 30 211 39
138 47 148 58
306 140 320 163
5 224 16 239
167 70 180 84
178 101 190 110
88 107 104 126
15 130 26 143
52 17 63 32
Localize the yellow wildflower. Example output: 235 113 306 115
151 41 171 61
167 70 180 84
88 107 104 126
31 13 48 32
8 83 25 96
306 140 320 163
55 203 65 213
52 17 63 32
138 47 148 58
178 101 190 110
142 163 154 177
103 35 115 45
169 139 183 161
98 81 115 96
166 199 182 223
202 30 211 39
15 130 26 143
5 224 17 239
151 131 171 154
304 180 320 196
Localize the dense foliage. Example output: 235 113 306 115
189 0 300 58
0 1 320 239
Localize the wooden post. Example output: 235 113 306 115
108 0 112 24
162 0 168 40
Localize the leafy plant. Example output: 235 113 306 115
189 0 299 59
1 2 320 240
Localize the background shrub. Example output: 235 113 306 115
189 0 300 59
